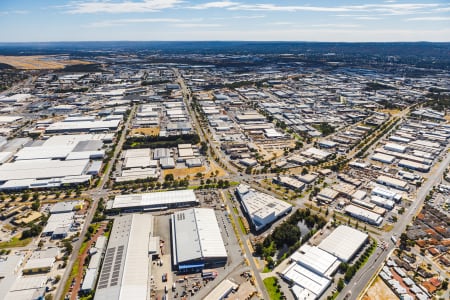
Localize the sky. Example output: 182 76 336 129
0 0 449 42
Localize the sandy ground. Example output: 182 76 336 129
130 127 160 136
162 166 207 179
0 55 90 69
362 276 399 300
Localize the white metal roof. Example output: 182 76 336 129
318 225 368 263
112 189 198 209
95 214 153 300
282 262 330 298
290 244 339 276
172 208 227 264
0 159 89 181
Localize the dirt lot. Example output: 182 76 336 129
362 276 399 300
0 55 90 69
163 166 207 179
130 127 160 136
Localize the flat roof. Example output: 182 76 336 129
236 184 292 229
0 159 89 181
291 244 339 276
42 212 75 234
282 262 330 298
95 214 153 300
172 208 227 265
110 189 198 210
318 225 368 262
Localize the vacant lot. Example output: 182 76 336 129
130 127 160 136
363 276 399 300
0 55 90 69
162 166 206 178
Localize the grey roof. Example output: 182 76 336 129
172 208 227 265
95 214 153 300
318 225 368 262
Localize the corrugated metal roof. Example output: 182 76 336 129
318 225 368 263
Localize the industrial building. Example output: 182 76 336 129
95 214 156 300
398 159 430 172
282 244 340 300
81 236 107 293
42 212 75 239
235 184 292 231
371 153 395 164
0 134 107 190
344 205 384 226
45 118 121 133
371 186 403 202
370 196 395 210
171 208 227 272
376 175 409 191
318 225 369 263
106 189 199 213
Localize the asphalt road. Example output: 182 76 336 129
54 105 136 300
338 148 450 300
221 190 270 300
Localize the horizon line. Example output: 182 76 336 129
0 40 449 44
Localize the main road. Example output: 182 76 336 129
338 148 450 300
55 105 136 300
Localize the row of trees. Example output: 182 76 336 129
339 239 377 282
123 134 200 149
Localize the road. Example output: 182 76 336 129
173 68 238 175
338 148 450 300
55 105 136 300
221 191 270 300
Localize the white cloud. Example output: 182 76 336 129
188 1 240 10
406 16 450 21
0 10 29 15
310 24 360 28
223 2 443 16
87 18 182 28
66 0 183 14
172 23 223 28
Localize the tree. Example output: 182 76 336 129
301 168 309 175
337 278 345 291
442 279 448 290
31 200 40 211
165 174 174 181
200 141 208 155
400 233 408 249
54 275 61 283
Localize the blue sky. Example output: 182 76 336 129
0 0 449 42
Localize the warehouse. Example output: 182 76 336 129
398 159 430 173
95 214 155 300
371 153 395 164
344 205 383 226
42 212 75 239
384 143 407 153
106 189 199 213
45 119 121 133
290 244 340 277
235 184 292 231
272 176 305 191
282 262 331 300
316 188 339 203
376 175 409 191
371 186 403 202
370 196 395 210
318 225 369 263
171 208 227 272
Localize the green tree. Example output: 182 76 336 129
337 278 345 291
165 174 174 181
